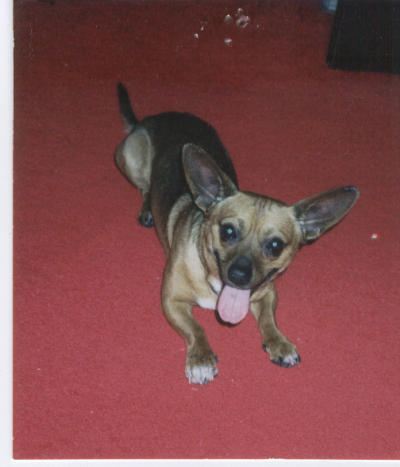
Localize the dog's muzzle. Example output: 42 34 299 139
227 256 253 287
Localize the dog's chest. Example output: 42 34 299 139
182 240 221 310
197 295 218 310
196 276 222 310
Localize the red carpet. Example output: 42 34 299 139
13 0 400 460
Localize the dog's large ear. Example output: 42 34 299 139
182 143 238 211
293 186 360 243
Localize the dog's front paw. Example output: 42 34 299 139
263 339 301 368
185 351 218 385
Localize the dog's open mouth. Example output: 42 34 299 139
216 268 279 324
213 251 280 324
217 285 251 324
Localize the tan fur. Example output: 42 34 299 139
160 191 305 383
115 128 154 191
115 129 155 226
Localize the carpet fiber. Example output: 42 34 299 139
13 0 400 460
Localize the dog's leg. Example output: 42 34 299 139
250 284 301 368
162 295 218 384
114 128 154 227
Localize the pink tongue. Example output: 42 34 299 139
217 286 251 324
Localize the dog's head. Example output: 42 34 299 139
183 144 359 322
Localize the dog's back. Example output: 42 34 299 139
117 83 238 247
144 112 238 235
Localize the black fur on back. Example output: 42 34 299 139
117 83 238 240
142 112 239 237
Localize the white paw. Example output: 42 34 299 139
185 365 218 385
270 352 301 368
263 341 301 368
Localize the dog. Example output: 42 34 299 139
114 83 359 385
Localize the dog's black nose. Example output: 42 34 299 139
228 256 253 286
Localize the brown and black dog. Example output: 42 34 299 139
114 83 359 385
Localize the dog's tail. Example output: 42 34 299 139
117 82 139 132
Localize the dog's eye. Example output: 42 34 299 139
265 237 285 257
220 224 237 242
